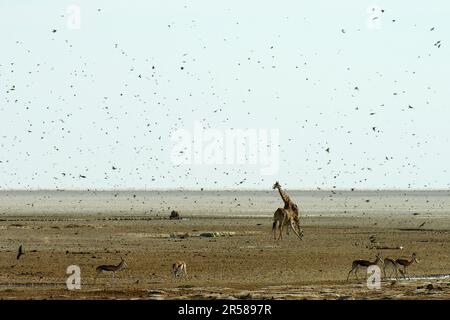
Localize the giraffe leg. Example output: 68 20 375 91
278 219 284 240
279 222 283 240
289 219 302 239
272 220 277 240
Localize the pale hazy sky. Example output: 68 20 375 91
1 0 449 190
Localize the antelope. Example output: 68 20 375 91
347 253 383 281
172 261 187 277
383 257 398 278
95 257 128 281
395 253 419 278
272 208 303 240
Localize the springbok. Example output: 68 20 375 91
95 257 128 281
347 253 383 281
395 253 419 278
383 257 398 278
172 261 187 278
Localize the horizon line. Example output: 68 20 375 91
1 188 449 192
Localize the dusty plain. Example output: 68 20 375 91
0 190 449 299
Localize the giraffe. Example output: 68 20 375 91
273 181 299 216
272 181 302 239
272 208 303 240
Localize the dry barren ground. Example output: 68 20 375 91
0 214 449 299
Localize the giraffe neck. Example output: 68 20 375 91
277 186 289 204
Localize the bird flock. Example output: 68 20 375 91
0 5 448 191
